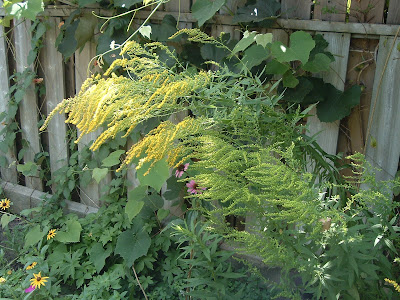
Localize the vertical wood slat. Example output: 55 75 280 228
14 20 42 191
306 33 351 155
349 0 385 23
0 24 18 183
387 0 400 24
281 0 312 19
164 0 191 29
75 41 110 207
365 35 400 182
41 18 68 187
313 0 347 22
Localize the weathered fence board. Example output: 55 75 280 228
365 35 400 182
307 32 351 155
75 41 110 207
14 20 43 191
281 0 312 19
387 0 400 24
0 24 18 184
349 0 385 23
313 0 347 22
41 17 68 186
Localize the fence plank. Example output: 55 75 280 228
307 32 351 155
75 41 110 207
281 0 312 19
387 0 400 24
349 0 385 23
365 36 400 182
41 17 68 187
13 20 42 191
164 0 191 29
313 0 347 22
0 24 18 183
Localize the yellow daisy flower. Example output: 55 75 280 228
30 272 49 289
26 262 37 270
47 229 56 240
0 277 6 284
0 198 11 210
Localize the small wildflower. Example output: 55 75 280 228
385 278 400 293
47 229 56 240
0 198 11 210
25 285 35 293
186 180 206 194
7 270 12 275
32 78 43 84
0 277 6 284
26 262 37 270
175 163 189 178
58 21 64 29
110 40 116 50
30 272 49 289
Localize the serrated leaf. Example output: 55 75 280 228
137 158 169 192
270 31 315 64
139 25 152 39
17 161 38 177
317 85 361 122
302 53 332 73
92 168 109 184
102 150 125 167
24 225 46 248
55 219 82 243
1 214 16 229
192 0 226 27
89 243 112 273
115 228 151 266
255 33 272 48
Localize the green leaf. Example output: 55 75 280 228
57 19 79 59
89 243 113 273
164 176 185 200
7 0 44 21
242 44 269 69
280 77 313 102
78 0 100 7
92 168 109 184
282 71 299 88
231 31 257 55
232 0 280 23
150 15 179 42
139 25 152 39
20 207 42 216
317 85 362 122
55 219 82 243
201 43 230 62
270 31 315 64
137 158 170 192
102 150 125 167
192 0 226 27
302 53 332 73
255 33 272 48
264 60 289 75
157 208 169 221
17 161 38 177
115 228 151 266
125 199 145 221
24 224 46 248
114 0 142 7
1 214 16 229
75 13 97 50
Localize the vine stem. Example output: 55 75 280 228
87 0 165 75
132 264 148 300
363 25 400 155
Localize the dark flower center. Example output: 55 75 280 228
37 277 41 281
177 164 185 171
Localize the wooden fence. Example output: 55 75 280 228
0 0 400 214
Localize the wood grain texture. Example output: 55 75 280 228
313 0 347 22
0 24 18 183
349 0 385 23
307 32 351 155
281 0 312 19
14 20 42 191
41 18 68 183
365 36 400 182
387 0 400 24
75 41 110 207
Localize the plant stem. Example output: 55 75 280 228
132 264 148 300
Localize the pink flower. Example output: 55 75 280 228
186 180 206 194
175 163 189 178
25 285 35 293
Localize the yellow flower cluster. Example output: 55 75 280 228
0 277 5 284
119 117 209 174
385 278 400 293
